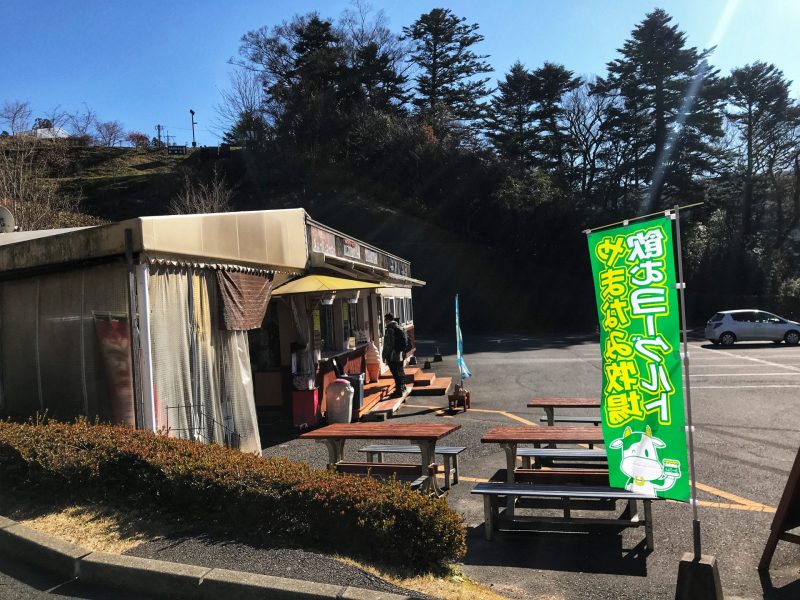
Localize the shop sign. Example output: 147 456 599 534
364 248 379 265
310 226 336 255
388 258 409 277
342 238 361 260
587 216 689 502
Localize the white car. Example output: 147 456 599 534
705 310 800 346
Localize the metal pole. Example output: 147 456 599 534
673 205 702 560
125 229 144 430
190 109 197 148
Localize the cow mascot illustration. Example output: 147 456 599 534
609 425 677 496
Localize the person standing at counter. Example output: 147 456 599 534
382 313 407 398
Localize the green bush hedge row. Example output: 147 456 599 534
0 420 466 567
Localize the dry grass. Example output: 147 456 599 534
17 506 151 553
335 557 512 600
0 488 174 554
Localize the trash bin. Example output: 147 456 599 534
340 372 365 412
292 388 320 429
326 378 354 423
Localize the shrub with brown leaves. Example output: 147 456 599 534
0 420 466 568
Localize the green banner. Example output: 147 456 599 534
588 216 690 501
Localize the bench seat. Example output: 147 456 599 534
357 444 466 489
471 482 656 549
539 415 602 425
516 447 607 468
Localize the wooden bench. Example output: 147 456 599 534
471 482 656 550
335 462 430 490
527 398 601 426
358 445 466 489
538 415 601 426
517 447 607 469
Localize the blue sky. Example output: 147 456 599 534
1 1 797 146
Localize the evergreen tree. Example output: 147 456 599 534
485 62 536 169
726 61 793 237
594 9 725 210
529 63 582 187
403 8 492 139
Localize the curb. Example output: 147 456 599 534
0 515 414 599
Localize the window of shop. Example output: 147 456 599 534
320 304 335 351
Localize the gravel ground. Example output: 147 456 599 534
125 537 435 599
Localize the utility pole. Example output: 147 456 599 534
189 109 197 148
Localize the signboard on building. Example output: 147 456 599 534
310 226 336 255
587 216 690 502
364 248 379 265
342 238 361 260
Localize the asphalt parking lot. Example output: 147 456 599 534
264 335 800 600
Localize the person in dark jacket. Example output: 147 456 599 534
382 314 406 397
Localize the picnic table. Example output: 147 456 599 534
300 422 460 495
477 425 655 548
527 397 600 426
481 425 605 484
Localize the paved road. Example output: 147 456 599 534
0 555 140 599
265 335 800 600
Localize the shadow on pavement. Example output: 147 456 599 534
463 525 649 576
760 570 800 600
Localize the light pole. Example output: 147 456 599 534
189 109 197 148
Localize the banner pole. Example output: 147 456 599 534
673 204 702 560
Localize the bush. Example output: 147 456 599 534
0 420 466 568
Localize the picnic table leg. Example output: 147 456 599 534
319 439 345 466
501 443 517 516
483 495 495 541
545 407 555 426
643 500 654 551
443 455 452 490
414 440 442 496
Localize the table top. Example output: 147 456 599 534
300 422 461 441
481 426 605 444
527 397 601 408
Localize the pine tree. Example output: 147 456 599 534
403 8 492 139
529 63 582 185
726 62 793 237
594 9 725 210
485 62 536 169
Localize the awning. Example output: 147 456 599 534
271 274 382 296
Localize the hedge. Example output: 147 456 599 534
0 420 466 567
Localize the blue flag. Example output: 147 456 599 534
455 294 472 380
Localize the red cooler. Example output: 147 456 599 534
292 389 320 429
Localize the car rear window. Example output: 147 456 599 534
709 313 724 322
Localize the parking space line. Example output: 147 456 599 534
693 481 773 509
691 372 800 377
694 384 800 389
698 346 800 373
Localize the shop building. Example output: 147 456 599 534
0 209 422 452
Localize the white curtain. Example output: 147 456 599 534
148 266 261 453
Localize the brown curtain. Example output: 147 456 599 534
216 271 273 330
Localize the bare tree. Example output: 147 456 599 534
169 167 233 214
44 105 68 130
213 69 266 138
95 120 125 146
0 136 81 229
67 104 97 141
0 100 32 134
